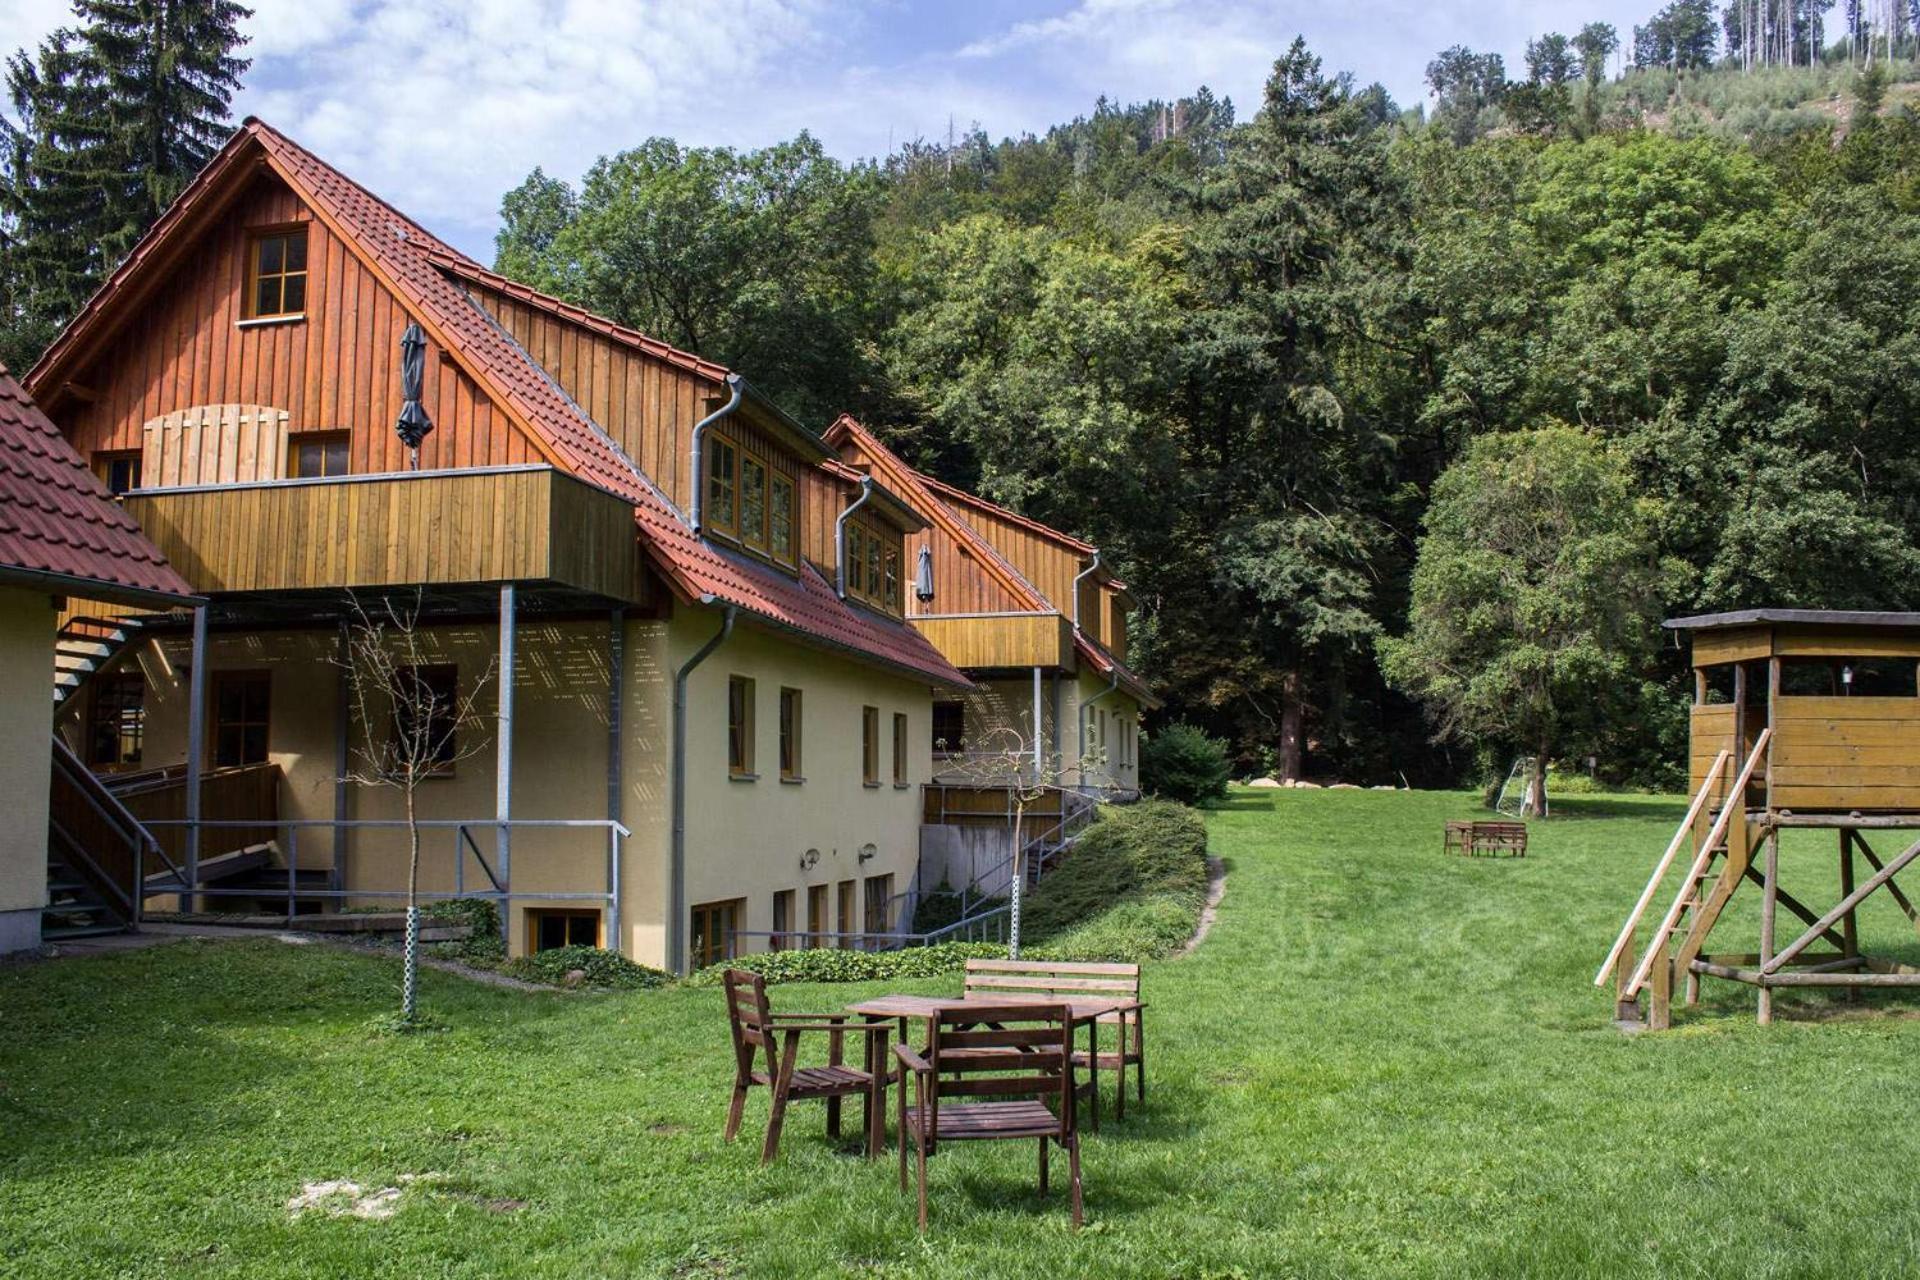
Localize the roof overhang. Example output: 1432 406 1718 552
0 563 201 610
1665 609 1920 632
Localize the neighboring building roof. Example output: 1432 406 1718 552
1666 609 1920 631
26 119 966 690
823 415 1159 708
0 366 196 606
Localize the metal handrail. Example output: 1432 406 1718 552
726 903 1013 954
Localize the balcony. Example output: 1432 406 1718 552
122 465 645 605
909 611 1075 672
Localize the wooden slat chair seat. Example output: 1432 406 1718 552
723 968 889 1163
896 1003 1084 1230
962 959 1145 1127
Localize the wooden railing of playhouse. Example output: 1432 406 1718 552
1597 730 1773 1014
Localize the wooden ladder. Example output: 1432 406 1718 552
1594 730 1772 1022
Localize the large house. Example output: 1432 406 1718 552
0 366 195 954
20 119 1153 973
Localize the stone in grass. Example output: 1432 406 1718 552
1247 777 1284 789
286 1174 442 1221
562 968 589 988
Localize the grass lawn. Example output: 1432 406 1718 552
7 788 1920 1278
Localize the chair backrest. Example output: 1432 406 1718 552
925 1003 1074 1136
962 958 1141 1004
722 968 778 1080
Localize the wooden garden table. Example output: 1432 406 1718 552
844 992 1144 1133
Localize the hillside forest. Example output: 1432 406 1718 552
8 3 1920 791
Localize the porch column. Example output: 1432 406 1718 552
496 584 515 949
607 607 624 955
332 620 349 894
1031 666 1044 784
183 604 208 909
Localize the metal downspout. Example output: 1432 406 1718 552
669 606 735 974
687 374 745 534
835 476 876 597
1070 550 1101 632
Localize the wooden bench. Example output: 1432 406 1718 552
1443 820 1528 858
962 959 1144 1128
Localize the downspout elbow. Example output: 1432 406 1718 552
1070 550 1101 632
688 374 745 534
835 476 876 598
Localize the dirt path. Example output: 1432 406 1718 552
1179 856 1227 956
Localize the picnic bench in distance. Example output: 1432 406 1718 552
1443 819 1528 858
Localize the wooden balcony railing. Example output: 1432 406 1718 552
910 612 1074 671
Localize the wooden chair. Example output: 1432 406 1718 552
894 1003 1083 1230
962 958 1146 1126
722 968 886 1163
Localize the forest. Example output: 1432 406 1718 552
8 2 1920 790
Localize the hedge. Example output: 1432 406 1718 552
1021 798 1210 947
685 941 1008 987
498 945 672 989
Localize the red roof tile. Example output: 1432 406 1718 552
0 366 194 604
242 122 965 690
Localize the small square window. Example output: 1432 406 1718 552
291 431 349 478
93 450 142 496
248 227 309 320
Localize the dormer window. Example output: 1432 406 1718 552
247 227 308 320
843 516 901 614
704 431 799 568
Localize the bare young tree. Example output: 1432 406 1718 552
336 591 495 1022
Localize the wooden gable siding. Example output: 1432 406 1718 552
468 289 722 509
58 174 531 477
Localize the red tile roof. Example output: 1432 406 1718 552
244 122 968 689
823 416 1157 707
0 366 195 605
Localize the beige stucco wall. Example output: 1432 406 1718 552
931 671 1140 794
54 602 934 971
0 587 54 949
668 613 930 969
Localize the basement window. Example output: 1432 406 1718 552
528 908 600 953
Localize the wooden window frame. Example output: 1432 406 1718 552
209 669 271 768
706 433 740 539
892 712 908 787
862 705 880 786
243 223 310 321
769 472 796 566
728 674 756 778
290 429 350 479
526 907 602 954
92 449 142 497
771 889 796 951
836 879 856 950
863 873 894 938
806 883 829 948
740 453 769 555
87 672 146 768
778 686 803 782
691 897 745 970
704 430 800 571
842 515 903 614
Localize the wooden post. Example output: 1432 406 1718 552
496 584 515 951
1758 829 1779 1025
1649 947 1672 1030
1614 922 1641 1023
1841 829 1859 1004
183 604 208 912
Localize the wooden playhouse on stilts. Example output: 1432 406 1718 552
1599 610 1920 1029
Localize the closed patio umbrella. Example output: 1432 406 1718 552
395 321 433 467
914 544 935 603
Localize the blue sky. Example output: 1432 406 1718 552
2 0 1660 259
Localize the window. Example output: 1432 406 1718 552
807 883 829 947
836 879 856 950
779 687 802 781
841 516 902 613
933 701 964 756
892 712 908 786
862 705 880 785
740 455 767 552
210 670 270 767
772 889 796 951
93 450 142 496
247 226 308 319
690 898 743 969
87 673 145 766
706 435 738 536
528 909 599 953
769 473 795 563
728 675 755 777
391 665 459 774
864 874 894 939
291 431 349 479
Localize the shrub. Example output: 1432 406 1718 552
1139 722 1232 805
422 897 504 964
499 946 670 990
1022 799 1209 947
684 941 1007 987
1042 896 1203 964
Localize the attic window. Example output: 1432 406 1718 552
247 227 308 319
